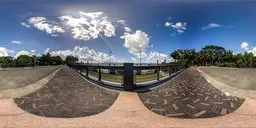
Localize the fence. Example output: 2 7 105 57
68 62 186 91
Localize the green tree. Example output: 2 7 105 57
16 55 33 67
51 56 64 65
0 56 14 67
65 55 78 65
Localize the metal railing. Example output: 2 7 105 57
68 62 186 91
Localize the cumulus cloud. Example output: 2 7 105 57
121 30 150 57
240 41 256 56
0 47 8 57
15 50 30 58
165 22 187 34
241 41 249 50
21 22 31 28
165 22 171 27
44 48 50 54
248 47 256 56
131 51 169 63
59 11 115 41
11 40 22 44
50 46 117 63
27 17 65 36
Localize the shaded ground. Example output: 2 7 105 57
14 67 119 118
0 66 59 90
199 67 256 90
138 68 245 118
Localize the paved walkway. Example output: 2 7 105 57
0 66 59 90
198 67 256 99
138 68 244 118
14 67 119 118
0 67 255 127
198 66 256 90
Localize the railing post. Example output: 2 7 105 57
98 67 101 81
169 66 171 76
157 67 160 81
123 63 135 91
86 67 89 77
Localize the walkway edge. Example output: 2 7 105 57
0 66 62 99
197 67 256 99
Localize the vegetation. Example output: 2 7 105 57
170 45 256 68
0 53 67 68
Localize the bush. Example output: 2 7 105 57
219 62 236 67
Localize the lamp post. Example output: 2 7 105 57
139 51 141 65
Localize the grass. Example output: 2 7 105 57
87 70 166 83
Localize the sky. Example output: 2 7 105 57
1 0 256 63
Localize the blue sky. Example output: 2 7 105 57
1 0 256 62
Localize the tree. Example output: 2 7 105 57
0 56 14 67
65 55 78 65
51 56 64 65
16 55 33 67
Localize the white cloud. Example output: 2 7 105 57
248 47 256 56
27 17 65 36
21 22 31 28
240 41 256 56
121 30 150 57
165 22 171 27
241 41 249 50
131 51 169 63
117 20 126 25
171 22 187 34
31 49 36 53
165 22 187 34
15 50 29 58
8 49 15 54
44 48 50 54
31 49 36 55
0 47 8 57
201 23 221 30
124 26 132 33
59 11 115 41
11 40 22 44
50 46 117 63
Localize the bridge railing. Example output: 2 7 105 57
68 62 186 91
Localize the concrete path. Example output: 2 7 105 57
198 66 256 90
197 67 256 99
0 66 59 90
0 92 256 128
0 67 255 127
0 67 61 99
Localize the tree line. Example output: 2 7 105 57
0 53 78 68
170 45 256 68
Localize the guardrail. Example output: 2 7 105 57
68 62 186 91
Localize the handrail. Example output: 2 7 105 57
68 62 186 91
